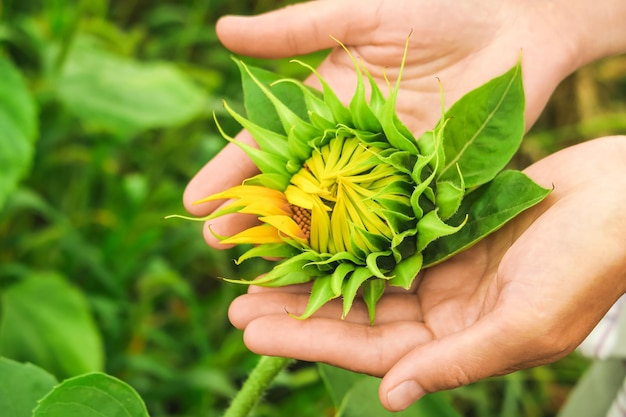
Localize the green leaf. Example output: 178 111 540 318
0 273 104 378
317 364 364 407
0 57 37 212
424 170 551 266
238 60 309 134
57 36 206 136
338 376 462 417
32 372 150 417
440 61 524 188
0 357 58 417
319 364 461 417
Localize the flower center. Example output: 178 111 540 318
285 136 412 256
290 204 311 241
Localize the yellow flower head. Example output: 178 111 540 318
171 40 548 324
191 38 468 324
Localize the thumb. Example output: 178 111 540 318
378 315 537 412
215 0 379 58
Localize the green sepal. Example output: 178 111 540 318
373 179 414 201
222 100 291 160
294 275 337 320
381 208 415 235
351 128 389 148
272 77 334 122
243 173 290 191
352 225 391 254
330 263 357 296
390 231 417 263
238 59 320 163
376 36 420 154
378 103 419 154
309 111 337 131
307 250 363 267
236 243 302 264
213 114 290 177
288 124 319 164
228 251 319 287
436 164 465 220
341 267 373 319
222 268 313 288
365 250 395 279
364 64 387 115
416 209 467 253
389 251 423 289
375 149 417 176
348 62 383 133
410 166 438 218
363 279 386 325
376 196 415 218
290 59 353 126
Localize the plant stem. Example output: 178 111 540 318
223 355 294 417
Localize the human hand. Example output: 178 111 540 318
184 0 626 243
227 135 626 411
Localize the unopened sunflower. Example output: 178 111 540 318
175 40 549 324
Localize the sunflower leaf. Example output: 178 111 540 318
424 170 550 266
440 60 524 188
237 59 308 133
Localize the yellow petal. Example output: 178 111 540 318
260 215 306 241
195 185 285 206
285 185 315 210
220 224 283 245
310 198 331 253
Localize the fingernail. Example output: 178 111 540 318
387 380 424 411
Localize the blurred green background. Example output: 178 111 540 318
0 1 624 416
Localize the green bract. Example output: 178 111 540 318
187 41 550 324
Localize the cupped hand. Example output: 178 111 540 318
184 0 583 245
227 136 626 411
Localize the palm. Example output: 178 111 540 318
229 137 626 391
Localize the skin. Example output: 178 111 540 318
184 0 626 411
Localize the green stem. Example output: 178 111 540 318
223 355 294 417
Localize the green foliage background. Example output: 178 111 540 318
0 0 624 416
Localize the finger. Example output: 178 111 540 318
378 310 542 411
228 291 421 328
379 177 626 412
183 130 258 216
241 314 432 376
216 0 380 58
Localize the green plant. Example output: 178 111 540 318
1 1 624 417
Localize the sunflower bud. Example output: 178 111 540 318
180 38 549 324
